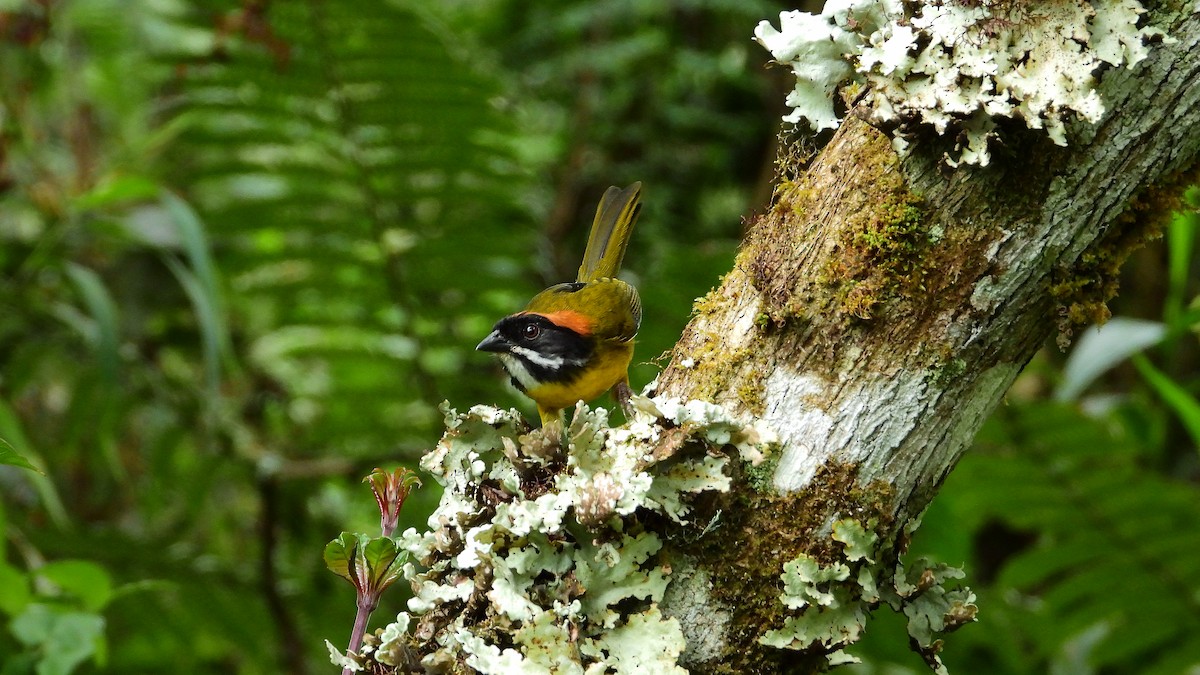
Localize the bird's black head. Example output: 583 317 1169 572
476 313 593 388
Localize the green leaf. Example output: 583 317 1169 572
10 603 56 647
63 263 121 385
152 0 534 452
160 191 233 400
106 578 175 604
942 404 1200 672
73 174 161 209
0 436 42 474
0 563 32 616
360 535 406 591
37 560 115 612
160 191 222 309
1133 354 1200 453
163 256 225 397
1166 208 1198 328
0 401 68 527
324 532 361 585
323 532 406 596
9 603 106 675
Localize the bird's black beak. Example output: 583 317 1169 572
476 330 509 353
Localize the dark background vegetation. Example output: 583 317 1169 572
1 1 1197 673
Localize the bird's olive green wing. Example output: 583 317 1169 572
577 182 642 283
524 278 640 342
591 278 640 343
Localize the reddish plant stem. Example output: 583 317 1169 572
342 597 377 675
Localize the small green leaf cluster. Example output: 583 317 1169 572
324 466 424 673
0 547 125 675
324 533 408 606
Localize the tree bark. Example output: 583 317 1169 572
654 3 1200 671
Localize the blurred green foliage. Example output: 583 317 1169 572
0 0 1197 673
0 0 775 671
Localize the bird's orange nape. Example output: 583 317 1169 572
529 310 593 337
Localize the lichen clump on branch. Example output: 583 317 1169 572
760 519 978 673
755 0 1170 166
354 398 774 674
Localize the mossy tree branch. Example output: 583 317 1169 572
653 3 1200 671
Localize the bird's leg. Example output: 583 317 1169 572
613 379 634 421
537 406 561 428
538 406 566 447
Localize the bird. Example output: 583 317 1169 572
477 182 643 427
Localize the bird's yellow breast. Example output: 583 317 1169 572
525 340 633 411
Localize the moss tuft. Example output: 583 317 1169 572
747 122 940 336
932 357 968 386
823 185 929 321
675 461 896 673
663 269 775 415
742 451 783 494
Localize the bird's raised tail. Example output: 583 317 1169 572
577 182 642 283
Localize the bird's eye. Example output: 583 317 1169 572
521 323 541 340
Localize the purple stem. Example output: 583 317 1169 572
342 597 377 675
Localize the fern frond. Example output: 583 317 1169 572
946 404 1200 673
156 0 533 451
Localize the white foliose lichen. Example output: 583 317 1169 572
370 397 776 674
754 0 1172 166
759 518 977 673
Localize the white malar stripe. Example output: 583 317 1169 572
499 354 539 391
509 345 585 370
